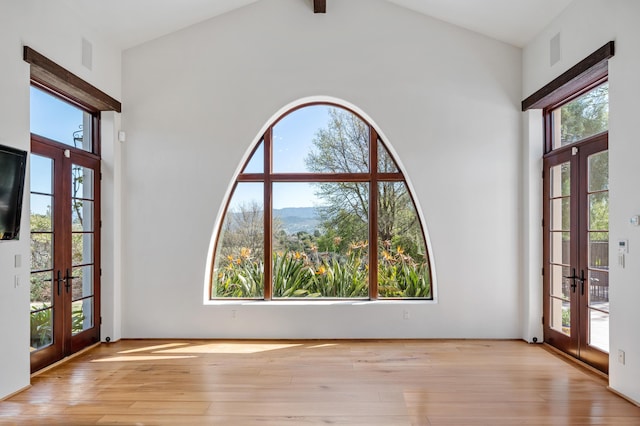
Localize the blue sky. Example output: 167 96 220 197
233 105 335 210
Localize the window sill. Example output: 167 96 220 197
203 299 437 306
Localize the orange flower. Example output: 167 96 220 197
316 265 327 275
240 247 251 259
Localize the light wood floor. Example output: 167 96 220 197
1 339 639 425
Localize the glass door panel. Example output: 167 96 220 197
30 154 57 353
548 161 572 338
586 150 609 354
543 136 608 373
30 140 101 372
70 162 96 336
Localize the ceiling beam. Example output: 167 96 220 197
314 0 326 13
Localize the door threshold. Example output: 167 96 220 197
31 342 101 378
542 343 608 380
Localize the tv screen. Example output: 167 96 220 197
0 144 27 240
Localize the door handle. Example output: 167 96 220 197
64 268 73 293
563 268 579 292
579 270 586 295
55 270 64 296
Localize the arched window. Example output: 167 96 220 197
210 103 432 300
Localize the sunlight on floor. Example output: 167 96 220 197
117 343 190 354
92 355 197 363
156 342 303 354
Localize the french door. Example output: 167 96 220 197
29 136 101 372
543 134 609 373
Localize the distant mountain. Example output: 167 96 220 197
273 207 320 234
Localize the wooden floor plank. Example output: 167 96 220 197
0 339 638 425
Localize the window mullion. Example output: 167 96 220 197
264 128 273 300
369 128 378 300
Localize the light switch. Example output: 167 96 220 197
15 254 21 268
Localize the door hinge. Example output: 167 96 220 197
541 218 544 227
100 172 103 180
541 316 544 325
100 268 102 276
100 316 102 325
542 169 544 179
541 267 544 276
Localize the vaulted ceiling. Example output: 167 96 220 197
61 0 573 50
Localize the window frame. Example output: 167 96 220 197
210 102 433 301
543 77 609 154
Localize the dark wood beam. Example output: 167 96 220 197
24 46 122 113
314 0 326 13
522 41 614 111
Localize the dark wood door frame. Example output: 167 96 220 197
30 135 101 373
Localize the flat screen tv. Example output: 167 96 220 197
0 144 27 240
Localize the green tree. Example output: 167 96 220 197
560 84 608 145
304 108 423 257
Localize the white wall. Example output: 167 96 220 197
121 0 522 340
523 0 640 404
0 1 121 399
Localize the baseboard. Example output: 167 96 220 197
30 342 101 378
607 386 640 407
1 385 32 401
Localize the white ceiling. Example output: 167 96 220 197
63 0 573 50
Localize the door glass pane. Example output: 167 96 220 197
71 265 94 299
589 267 609 353
550 198 570 231
550 265 571 300
589 310 609 352
378 182 431 298
589 232 608 269
550 297 571 336
273 105 369 174
71 298 93 335
212 182 264 298
71 165 94 200
30 154 53 194
30 86 94 152
72 200 94 232
31 233 53 271
550 232 570 265
588 151 608 192
272 182 369 298
552 82 608 149
589 193 608 231
31 194 53 231
30 308 53 350
550 162 570 197
30 271 53 306
72 233 94 266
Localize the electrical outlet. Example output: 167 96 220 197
403 310 410 320
618 349 625 365
231 310 237 319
